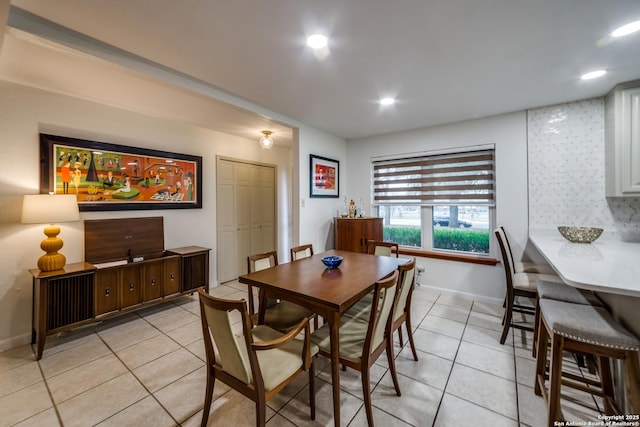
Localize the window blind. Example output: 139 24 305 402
372 149 495 206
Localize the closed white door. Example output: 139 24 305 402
217 158 276 282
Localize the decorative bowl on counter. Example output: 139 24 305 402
321 255 343 269
557 226 603 243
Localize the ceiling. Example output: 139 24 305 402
6 0 640 142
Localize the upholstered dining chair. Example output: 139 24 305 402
290 243 313 260
366 240 399 257
391 258 418 360
494 228 563 344
247 251 315 332
198 289 317 427
311 270 401 427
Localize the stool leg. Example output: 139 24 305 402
598 356 615 414
535 319 549 396
625 350 640 414
532 296 540 358
548 333 564 427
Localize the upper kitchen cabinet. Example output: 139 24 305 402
605 80 640 197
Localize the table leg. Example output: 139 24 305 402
327 311 340 426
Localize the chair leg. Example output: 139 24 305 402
534 320 549 396
309 361 316 420
256 396 266 427
500 296 514 344
547 334 564 427
201 368 216 427
598 356 616 414
361 366 375 427
386 339 402 396
532 296 540 358
397 327 404 346
625 350 640 414
405 319 419 361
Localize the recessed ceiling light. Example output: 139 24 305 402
306 34 328 49
379 97 395 106
581 70 606 80
611 20 640 38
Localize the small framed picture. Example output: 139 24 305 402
310 154 339 198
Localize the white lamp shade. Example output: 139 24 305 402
21 194 80 224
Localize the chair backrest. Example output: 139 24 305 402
393 258 416 323
291 244 313 261
198 289 257 386
494 228 515 289
366 270 399 355
366 240 399 258
498 225 517 273
248 251 278 273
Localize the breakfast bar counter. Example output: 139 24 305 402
529 229 640 297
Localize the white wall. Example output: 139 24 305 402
346 111 529 301
0 81 300 349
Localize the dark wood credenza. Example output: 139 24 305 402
30 217 210 360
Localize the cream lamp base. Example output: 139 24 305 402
37 224 67 272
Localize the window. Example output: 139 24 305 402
373 147 495 255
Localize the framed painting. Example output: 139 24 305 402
39 133 203 211
310 154 339 198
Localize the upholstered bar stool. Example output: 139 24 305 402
534 299 640 427
532 279 605 358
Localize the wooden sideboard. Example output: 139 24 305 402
30 217 210 360
334 217 383 253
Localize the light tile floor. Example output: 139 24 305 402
0 280 606 426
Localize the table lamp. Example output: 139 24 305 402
21 194 80 272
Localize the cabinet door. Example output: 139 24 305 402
362 218 383 249
95 269 118 316
120 264 142 309
163 256 181 296
142 262 163 302
335 219 363 252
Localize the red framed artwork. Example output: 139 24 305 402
310 154 339 198
39 133 202 211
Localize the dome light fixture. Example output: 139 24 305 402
259 130 274 149
379 97 396 106
611 20 640 38
581 70 607 80
307 34 328 49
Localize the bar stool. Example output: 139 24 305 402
535 299 640 427
532 280 604 358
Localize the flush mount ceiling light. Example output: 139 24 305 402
379 97 396 106
611 20 640 38
259 131 274 149
306 34 328 49
581 70 607 80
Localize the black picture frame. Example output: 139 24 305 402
310 154 339 198
39 133 203 211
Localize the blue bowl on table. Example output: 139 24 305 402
321 255 343 269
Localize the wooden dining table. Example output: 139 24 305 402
238 249 406 426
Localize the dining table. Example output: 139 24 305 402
238 249 406 426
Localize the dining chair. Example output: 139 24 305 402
311 270 401 427
391 258 418 360
498 225 555 274
247 251 315 332
366 240 399 257
198 289 317 427
290 243 313 260
494 228 563 344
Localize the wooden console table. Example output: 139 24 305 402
31 245 210 360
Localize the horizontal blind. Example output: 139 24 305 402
373 149 495 206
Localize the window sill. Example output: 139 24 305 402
398 248 499 266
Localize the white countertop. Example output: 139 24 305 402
529 230 640 297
